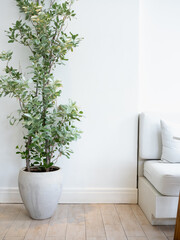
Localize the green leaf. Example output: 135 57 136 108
23 113 32 119
33 161 40 164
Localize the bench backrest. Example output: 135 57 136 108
138 112 180 176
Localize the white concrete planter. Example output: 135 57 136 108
18 167 62 220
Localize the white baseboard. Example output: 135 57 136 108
0 188 22 203
0 187 137 204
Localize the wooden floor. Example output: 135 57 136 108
0 204 175 240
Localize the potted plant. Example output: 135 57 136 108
0 0 82 219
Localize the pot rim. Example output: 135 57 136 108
19 166 61 174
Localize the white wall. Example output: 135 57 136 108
0 0 139 203
139 0 180 112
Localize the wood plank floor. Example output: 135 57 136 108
0 204 175 240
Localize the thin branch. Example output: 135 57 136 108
18 98 23 111
27 44 34 54
50 145 55 160
18 29 34 54
52 151 62 164
35 82 38 96
49 0 56 9
47 1 73 73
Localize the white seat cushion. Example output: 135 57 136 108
144 160 180 196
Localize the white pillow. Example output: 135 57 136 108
160 119 180 163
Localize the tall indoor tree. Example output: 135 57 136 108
0 0 83 172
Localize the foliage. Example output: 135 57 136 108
0 0 83 172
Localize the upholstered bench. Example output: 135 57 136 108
138 112 180 225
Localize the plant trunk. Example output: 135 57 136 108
45 139 50 172
26 159 30 172
26 136 31 172
42 78 50 172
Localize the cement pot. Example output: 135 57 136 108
18 167 62 220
